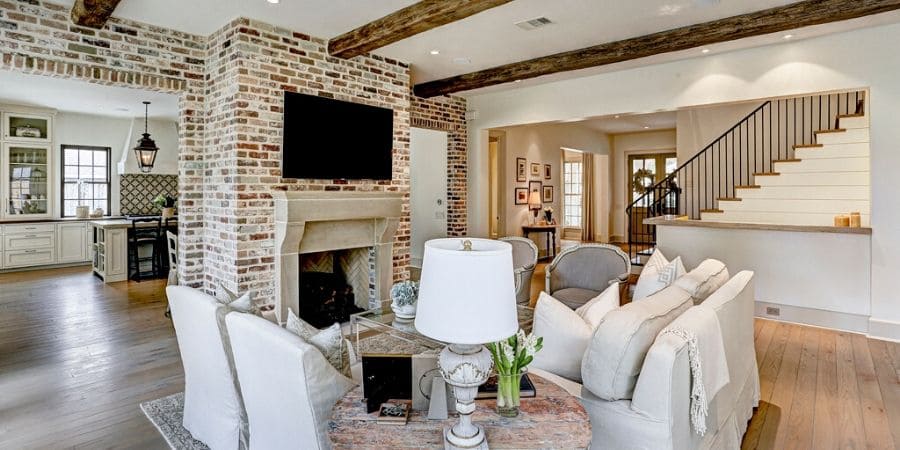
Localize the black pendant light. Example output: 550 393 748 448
134 101 159 173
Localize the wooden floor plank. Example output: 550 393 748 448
812 330 838 449
834 332 866 449
742 321 791 449
851 334 895 450
758 324 804 449
868 338 900 447
782 326 819 450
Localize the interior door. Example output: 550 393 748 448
627 152 676 243
410 128 448 268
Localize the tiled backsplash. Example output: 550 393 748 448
120 174 178 215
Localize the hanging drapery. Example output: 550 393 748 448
581 152 595 242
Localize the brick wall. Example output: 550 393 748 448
411 95 468 236
0 1 468 304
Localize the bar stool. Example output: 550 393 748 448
129 217 162 281
164 230 178 318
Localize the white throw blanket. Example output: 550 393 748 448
661 305 730 436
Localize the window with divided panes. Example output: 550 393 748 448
61 145 110 217
563 161 583 228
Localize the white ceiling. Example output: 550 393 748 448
49 0 418 38
0 70 179 120
579 111 677 135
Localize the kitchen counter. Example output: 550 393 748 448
90 218 178 229
0 216 125 225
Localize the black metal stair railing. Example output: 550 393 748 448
625 90 865 265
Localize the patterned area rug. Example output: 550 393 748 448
140 392 209 450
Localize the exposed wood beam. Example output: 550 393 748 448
71 0 123 29
414 0 900 97
329 0 513 59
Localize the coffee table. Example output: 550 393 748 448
350 304 534 356
328 373 591 449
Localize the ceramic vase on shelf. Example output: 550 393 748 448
389 280 419 320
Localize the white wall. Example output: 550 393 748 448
493 122 609 252
676 102 761 162
609 129 677 241
466 22 900 339
409 127 448 267
53 112 178 216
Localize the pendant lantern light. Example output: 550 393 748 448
133 101 159 173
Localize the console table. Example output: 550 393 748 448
522 224 559 261
328 374 591 449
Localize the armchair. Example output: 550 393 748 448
499 236 539 305
545 243 630 309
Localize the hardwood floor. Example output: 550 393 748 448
0 266 177 449
1 266 898 449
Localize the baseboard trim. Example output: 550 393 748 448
868 318 900 343
754 301 869 334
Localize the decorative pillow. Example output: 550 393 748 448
285 309 351 377
581 284 693 401
217 283 260 315
632 250 686 301
532 286 619 382
675 259 730 304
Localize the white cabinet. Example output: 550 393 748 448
2 142 53 220
92 225 127 282
2 111 52 143
4 248 55 268
57 222 88 263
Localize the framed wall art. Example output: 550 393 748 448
543 185 553 203
530 163 541 177
516 157 527 182
514 187 528 205
528 180 542 197
544 164 552 180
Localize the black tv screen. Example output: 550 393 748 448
282 92 393 180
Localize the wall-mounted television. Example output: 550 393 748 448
282 91 393 180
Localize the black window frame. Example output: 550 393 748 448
60 144 112 218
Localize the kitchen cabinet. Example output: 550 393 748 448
2 111 52 143
2 142 53 220
91 223 128 283
57 222 88 263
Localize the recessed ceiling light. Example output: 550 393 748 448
266 0 279 3
429 49 440 55
452 57 471 65
514 79 522 83
643 126 650 129
614 115 620 119
701 48 710 54
783 34 794 39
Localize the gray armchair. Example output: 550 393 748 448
499 237 538 305
545 243 631 309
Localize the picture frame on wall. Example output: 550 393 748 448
544 164 552 180
528 180 542 197
543 185 553 203
516 158 527 182
515 187 529 205
530 163 541 177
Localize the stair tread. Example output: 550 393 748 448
701 208 724 213
753 172 781 176
814 128 846 134
837 113 865 118
774 158 802 163
793 144 823 149
717 197 742 201
735 185 761 189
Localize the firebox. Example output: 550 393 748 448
298 248 373 327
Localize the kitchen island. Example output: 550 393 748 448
91 218 177 283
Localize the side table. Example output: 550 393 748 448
328 374 591 449
522 224 560 261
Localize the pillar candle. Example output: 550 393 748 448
834 215 850 227
849 212 861 228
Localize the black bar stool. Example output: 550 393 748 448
129 217 162 281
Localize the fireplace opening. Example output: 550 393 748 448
298 248 374 327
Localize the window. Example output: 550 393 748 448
61 145 111 217
563 161 583 228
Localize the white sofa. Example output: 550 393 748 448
534 270 759 449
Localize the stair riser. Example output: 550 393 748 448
774 157 868 173
736 185 869 200
755 171 869 187
718 198 870 214
795 142 869 159
838 116 868 129
701 211 871 227
815 128 869 145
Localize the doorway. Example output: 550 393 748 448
409 127 448 268
627 152 676 243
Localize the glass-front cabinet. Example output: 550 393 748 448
2 142 53 219
2 112 52 142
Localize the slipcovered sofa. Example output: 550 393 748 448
533 270 759 449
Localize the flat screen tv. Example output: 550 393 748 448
282 91 393 180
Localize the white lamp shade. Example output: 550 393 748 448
415 238 519 345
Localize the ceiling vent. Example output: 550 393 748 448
515 17 553 31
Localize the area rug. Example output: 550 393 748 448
140 392 209 450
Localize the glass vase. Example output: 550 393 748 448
496 372 523 418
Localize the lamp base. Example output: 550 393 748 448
443 426 489 450
438 343 493 450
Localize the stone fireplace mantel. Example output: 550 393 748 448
273 190 404 322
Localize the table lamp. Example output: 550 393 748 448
415 238 518 449
528 190 542 223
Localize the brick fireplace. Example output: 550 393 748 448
273 191 404 322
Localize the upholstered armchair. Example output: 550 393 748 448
545 243 631 309
500 236 539 305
